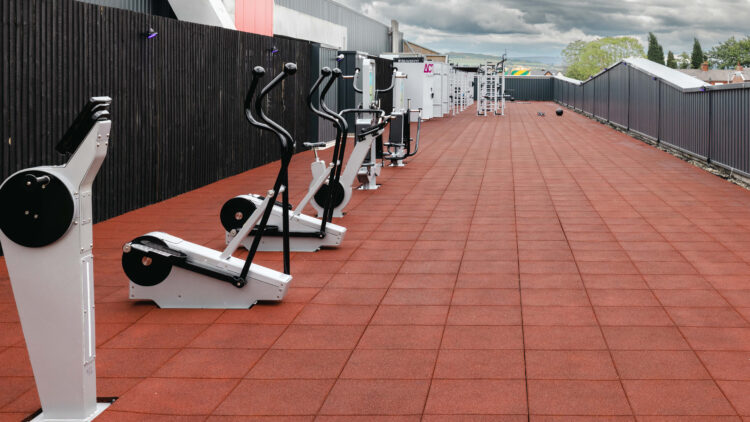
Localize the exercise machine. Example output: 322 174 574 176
220 67 346 252
383 70 422 167
0 97 112 421
121 64 296 309
308 65 392 218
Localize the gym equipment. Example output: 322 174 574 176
122 64 296 309
307 67 391 218
220 67 346 252
0 97 112 421
556 108 564 116
477 56 507 117
394 60 435 122
383 70 422 167
537 111 546 117
351 58 394 191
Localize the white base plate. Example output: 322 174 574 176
30 402 111 421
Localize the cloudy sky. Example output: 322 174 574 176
335 0 750 60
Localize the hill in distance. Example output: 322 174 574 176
447 51 562 71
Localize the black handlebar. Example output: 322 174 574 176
244 66 270 131
321 69 348 132
308 67 333 121
255 63 297 154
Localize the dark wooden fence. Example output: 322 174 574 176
2 0 313 224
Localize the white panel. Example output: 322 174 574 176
273 6 347 49
167 0 236 29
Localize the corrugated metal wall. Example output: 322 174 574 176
503 77 553 101
583 82 595 115
274 0 391 54
593 73 608 120
2 0 313 223
608 63 629 128
628 70 659 138
711 88 750 172
659 86 709 158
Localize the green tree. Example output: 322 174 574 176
666 51 677 68
563 37 645 80
691 38 704 69
647 32 665 65
678 52 690 68
562 40 587 68
709 36 750 69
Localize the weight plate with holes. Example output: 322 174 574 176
122 235 174 287
0 170 74 247
220 197 256 232
313 181 345 209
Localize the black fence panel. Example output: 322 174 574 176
659 85 709 159
1 0 314 223
711 88 750 173
628 70 659 139
504 77 553 101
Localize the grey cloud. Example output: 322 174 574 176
338 0 750 57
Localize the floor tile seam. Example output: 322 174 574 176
519 105 638 418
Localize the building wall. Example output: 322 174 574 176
274 0 391 54
274 5 347 48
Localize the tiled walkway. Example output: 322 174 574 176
2 102 750 420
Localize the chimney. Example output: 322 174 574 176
390 20 402 53
701 62 709 72
736 61 744 71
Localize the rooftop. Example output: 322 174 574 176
3 102 750 419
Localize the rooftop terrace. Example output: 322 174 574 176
3 102 750 419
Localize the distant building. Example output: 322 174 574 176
679 62 749 85
402 41 447 62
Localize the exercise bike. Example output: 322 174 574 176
219 67 346 252
0 97 112 420
308 65 394 218
121 64 296 309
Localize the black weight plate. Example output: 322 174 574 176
122 235 173 287
313 181 345 209
220 197 256 232
0 171 74 248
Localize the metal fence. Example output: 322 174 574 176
553 61 750 176
2 0 315 223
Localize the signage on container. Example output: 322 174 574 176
423 63 434 73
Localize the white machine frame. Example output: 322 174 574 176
123 65 296 309
222 68 346 252
0 97 112 421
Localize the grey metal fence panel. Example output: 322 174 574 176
573 84 583 110
608 63 629 127
628 70 659 139
659 85 709 159
504 77 552 101
593 73 609 120
583 82 595 115
710 88 750 173
275 0 390 54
